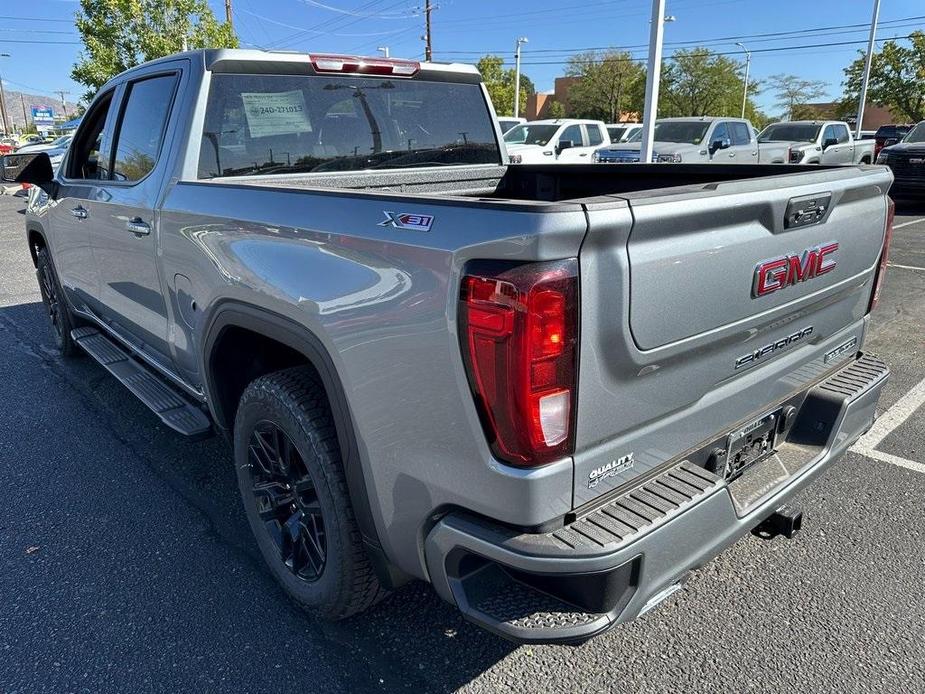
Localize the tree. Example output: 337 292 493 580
659 48 758 118
766 74 828 120
547 100 567 119
565 50 644 122
476 55 534 118
841 31 925 123
72 0 237 102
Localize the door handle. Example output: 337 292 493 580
579 152 588 157
126 218 151 236
71 206 89 220
728 152 736 157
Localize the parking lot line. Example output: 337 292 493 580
887 263 925 272
893 218 925 230
851 376 925 474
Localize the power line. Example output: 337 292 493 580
435 14 925 56
265 0 411 49
0 39 81 45
511 34 919 67
0 15 73 23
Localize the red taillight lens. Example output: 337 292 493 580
868 196 895 313
459 260 578 466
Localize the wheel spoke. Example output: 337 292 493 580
247 422 326 582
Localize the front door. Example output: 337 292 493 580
48 89 121 314
727 121 758 164
821 124 853 164
556 124 588 162
88 69 182 368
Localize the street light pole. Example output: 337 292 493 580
377 46 390 58
514 36 528 119
640 1 669 164
736 42 751 119
0 53 10 135
855 0 881 139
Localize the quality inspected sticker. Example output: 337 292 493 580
241 90 313 137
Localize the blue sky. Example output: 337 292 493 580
3 0 923 116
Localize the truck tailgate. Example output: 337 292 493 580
572 166 892 506
627 174 885 349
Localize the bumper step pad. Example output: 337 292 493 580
71 327 211 438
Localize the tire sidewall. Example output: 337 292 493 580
233 382 348 612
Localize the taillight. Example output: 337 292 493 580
868 197 895 313
459 260 578 466
309 54 420 77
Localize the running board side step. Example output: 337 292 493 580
71 327 212 439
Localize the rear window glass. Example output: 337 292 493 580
198 74 500 178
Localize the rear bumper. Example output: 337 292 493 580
423 354 889 644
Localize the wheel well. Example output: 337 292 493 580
860 156 871 164
207 326 322 430
27 229 46 266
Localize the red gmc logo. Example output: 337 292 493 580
753 242 838 297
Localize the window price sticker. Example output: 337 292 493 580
241 90 313 137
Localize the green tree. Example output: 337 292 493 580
659 48 758 118
841 31 925 122
766 73 828 120
565 50 644 121
72 0 237 102
476 55 534 118
546 100 567 119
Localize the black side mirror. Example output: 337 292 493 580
556 139 574 155
1 152 56 196
709 138 730 154
822 137 838 150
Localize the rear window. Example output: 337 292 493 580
198 74 500 178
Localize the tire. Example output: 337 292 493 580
233 366 387 620
35 246 80 357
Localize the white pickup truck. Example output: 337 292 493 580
759 121 875 165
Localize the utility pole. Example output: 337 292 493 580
855 0 880 138
513 37 528 118
225 0 233 28
0 53 10 135
639 1 669 164
424 0 433 62
20 93 27 129
736 42 751 119
56 90 70 119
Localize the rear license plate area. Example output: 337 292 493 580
723 409 781 480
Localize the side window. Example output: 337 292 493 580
111 74 178 182
560 124 583 147
66 90 115 180
730 122 751 146
711 122 729 144
835 124 850 144
822 125 838 144
587 125 603 146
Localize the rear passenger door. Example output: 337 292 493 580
727 121 758 164
88 65 184 370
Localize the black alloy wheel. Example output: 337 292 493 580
248 420 326 582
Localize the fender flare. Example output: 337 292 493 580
201 301 407 588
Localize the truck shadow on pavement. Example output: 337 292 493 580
0 300 516 693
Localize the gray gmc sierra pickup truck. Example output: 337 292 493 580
4 50 894 645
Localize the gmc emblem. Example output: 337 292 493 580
753 242 838 297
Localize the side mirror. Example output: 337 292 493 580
709 138 730 154
822 137 838 150
556 139 574 155
1 152 56 196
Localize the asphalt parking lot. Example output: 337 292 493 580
0 193 923 693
